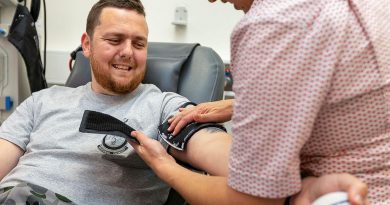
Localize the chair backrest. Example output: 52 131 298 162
66 42 225 104
65 42 226 205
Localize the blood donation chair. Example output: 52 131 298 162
65 42 226 205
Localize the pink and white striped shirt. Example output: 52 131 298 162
228 0 390 204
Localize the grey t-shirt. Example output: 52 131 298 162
0 83 189 205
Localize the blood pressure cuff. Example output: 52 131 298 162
158 121 226 151
79 110 139 144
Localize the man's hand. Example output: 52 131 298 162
168 99 234 135
291 174 369 205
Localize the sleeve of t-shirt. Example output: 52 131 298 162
0 96 35 151
228 2 348 198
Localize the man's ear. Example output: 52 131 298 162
81 32 91 58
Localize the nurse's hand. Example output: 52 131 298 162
291 173 369 205
129 131 176 179
168 99 234 136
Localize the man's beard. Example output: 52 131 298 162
90 53 144 95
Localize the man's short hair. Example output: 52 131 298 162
86 0 146 36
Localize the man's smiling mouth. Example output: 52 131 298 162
113 64 132 71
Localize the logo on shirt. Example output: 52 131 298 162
97 117 131 156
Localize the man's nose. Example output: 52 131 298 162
120 41 133 59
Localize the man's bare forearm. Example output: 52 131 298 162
0 139 24 180
155 161 285 205
170 127 231 176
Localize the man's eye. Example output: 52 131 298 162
134 42 146 49
106 39 120 44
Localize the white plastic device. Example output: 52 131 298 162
312 192 350 205
0 24 9 37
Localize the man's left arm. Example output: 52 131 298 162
169 127 231 176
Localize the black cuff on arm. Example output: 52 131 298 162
180 102 197 108
158 121 226 151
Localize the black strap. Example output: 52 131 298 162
180 102 197 108
79 110 139 144
284 196 291 205
159 121 226 151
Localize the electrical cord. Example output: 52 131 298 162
43 0 47 75
69 45 82 71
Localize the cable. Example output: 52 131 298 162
69 45 82 71
43 0 47 75
69 58 73 71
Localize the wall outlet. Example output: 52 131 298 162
172 7 188 26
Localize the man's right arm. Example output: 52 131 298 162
0 139 24 180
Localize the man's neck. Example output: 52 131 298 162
91 82 119 96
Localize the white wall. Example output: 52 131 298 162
43 0 243 84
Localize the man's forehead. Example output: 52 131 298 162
99 7 146 25
95 7 148 36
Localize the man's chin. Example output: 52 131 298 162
108 84 139 95
93 69 144 95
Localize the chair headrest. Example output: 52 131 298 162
143 42 199 92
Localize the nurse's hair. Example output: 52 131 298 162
86 0 145 36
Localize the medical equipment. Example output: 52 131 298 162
0 1 19 124
312 192 350 205
159 120 226 151
158 102 226 151
0 0 47 124
79 110 139 144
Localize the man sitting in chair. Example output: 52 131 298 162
0 0 367 204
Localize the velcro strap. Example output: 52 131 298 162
180 102 197 108
79 110 139 144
